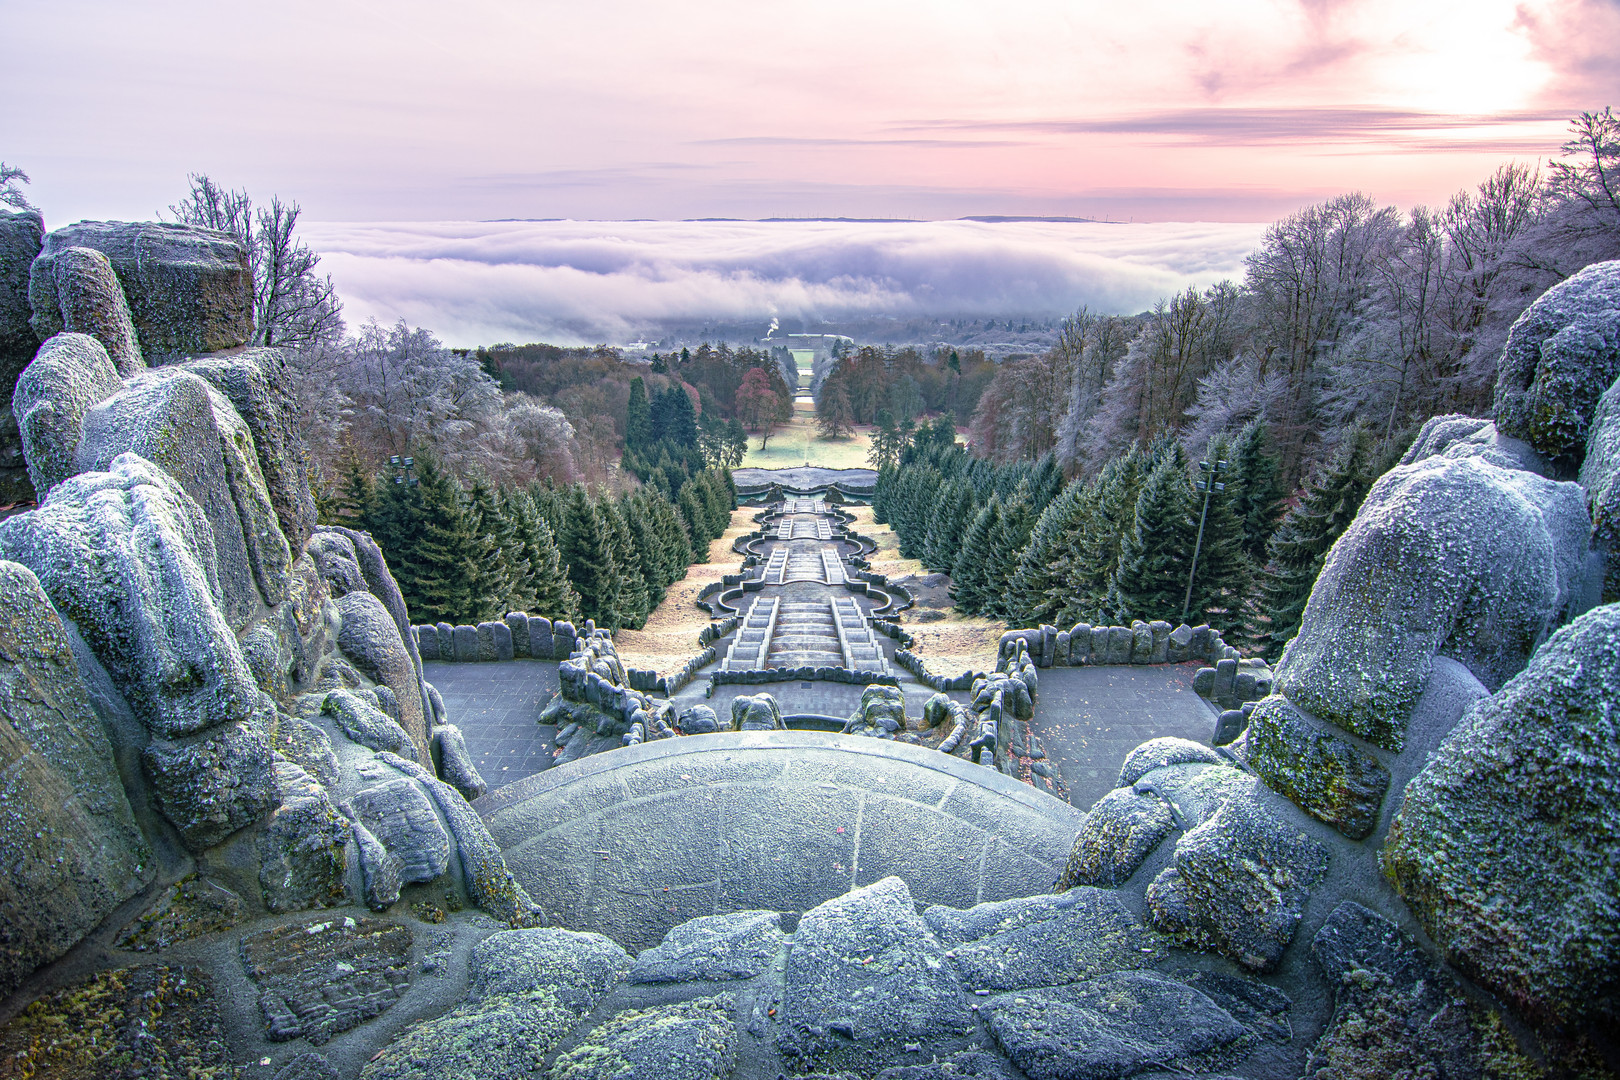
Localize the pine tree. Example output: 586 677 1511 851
923 480 977 573
506 492 580 622
678 484 711 556
1006 478 1090 626
1051 446 1148 626
985 485 1037 623
1184 435 1253 635
1257 425 1378 659
950 497 1002 615
1108 457 1197 623
400 458 476 624
600 496 650 629
625 377 651 455
1226 420 1287 566
331 456 379 526
560 485 623 630
462 478 522 622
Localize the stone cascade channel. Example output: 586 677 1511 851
720 497 888 674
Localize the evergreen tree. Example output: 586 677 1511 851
625 377 651 454
1006 478 1090 625
398 458 476 624
1257 425 1379 659
462 478 523 622
1184 435 1253 635
506 492 580 622
1226 420 1287 566
816 379 855 438
678 484 711 556
655 384 699 449
560 485 623 630
600 495 650 628
985 484 1036 623
950 497 1002 615
332 456 379 526
1051 446 1148 626
923 480 977 573
1108 457 1197 623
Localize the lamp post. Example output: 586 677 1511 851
1182 457 1227 622
389 455 418 489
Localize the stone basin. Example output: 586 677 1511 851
476 730 1086 950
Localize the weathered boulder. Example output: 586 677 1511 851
0 211 41 505
0 454 269 744
240 916 413 1044
143 717 276 850
926 890 1163 992
1117 736 1224 786
32 221 252 361
629 910 784 983
0 560 152 998
361 928 630 1080
347 776 450 884
27 245 143 373
549 996 737 1080
433 723 486 800
731 691 785 731
1242 695 1390 840
778 877 973 1073
372 751 540 925
257 760 349 912
1581 375 1620 603
0 210 41 388
1054 787 1175 889
1148 787 1328 972
321 689 416 757
1382 602 1620 1029
1274 453 1590 750
11 332 123 496
1304 901 1537 1080
1494 258 1620 464
309 525 427 715
183 348 318 551
336 590 427 757
983 971 1250 1080
76 366 293 628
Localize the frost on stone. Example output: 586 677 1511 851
1494 258 1620 463
1275 453 1590 750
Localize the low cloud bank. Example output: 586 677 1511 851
300 218 1269 347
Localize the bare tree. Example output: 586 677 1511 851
171 174 344 349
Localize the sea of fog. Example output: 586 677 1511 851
299 218 1270 349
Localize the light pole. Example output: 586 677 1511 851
389 455 418 489
1182 457 1227 622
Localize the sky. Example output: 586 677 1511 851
3 0 1615 344
4 0 1614 224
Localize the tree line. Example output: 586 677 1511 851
331 456 737 632
875 416 1387 659
961 109 1619 492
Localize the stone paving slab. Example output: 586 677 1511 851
423 659 559 791
1030 663 1219 812
476 731 1086 951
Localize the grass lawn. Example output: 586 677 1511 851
739 395 875 471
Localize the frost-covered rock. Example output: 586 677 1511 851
0 210 41 387
32 221 252 360
76 366 293 629
778 876 973 1073
309 525 428 727
361 927 630 1080
1275 453 1590 750
143 716 276 850
336 590 427 757
432 723 486 801
926 890 1163 992
184 348 318 552
1580 375 1620 603
1382 602 1620 1029
1495 258 1620 463
1054 787 1174 888
0 559 152 998
550 996 737 1080
258 760 349 912
1242 695 1390 840
629 910 784 983
347 776 450 884
1117 736 1224 786
12 332 122 496
1400 414 1552 476
321 689 416 757
1147 787 1328 972
27 245 143 374
0 454 267 743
